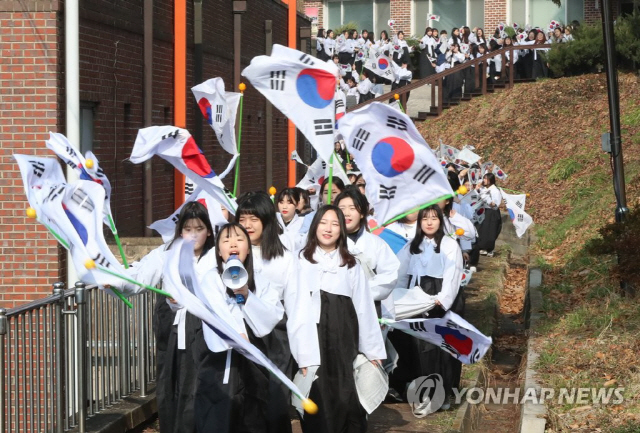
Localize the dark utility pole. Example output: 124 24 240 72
600 0 631 296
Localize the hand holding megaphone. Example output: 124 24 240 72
222 254 249 304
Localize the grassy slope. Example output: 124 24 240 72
416 73 640 432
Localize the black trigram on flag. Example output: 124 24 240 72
321 161 327 170
215 105 223 123
162 129 180 141
65 145 78 157
446 320 459 329
335 99 345 110
517 214 524 222
352 128 370 151
44 185 64 204
409 321 427 332
314 119 333 136
386 115 408 131
70 188 95 212
379 185 397 200
270 70 286 91
441 341 460 356
29 160 45 178
299 53 315 66
91 253 110 268
185 182 195 196
413 165 436 184
515 200 523 209
223 188 235 201
470 348 481 364
172 214 180 224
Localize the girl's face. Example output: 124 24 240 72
398 33 404 40
564 28 571 35
421 210 440 238
453 29 459 36
554 29 562 38
337 197 362 234
316 210 341 251
334 141 342 151
537 32 545 41
328 31 334 39
181 218 211 256
278 196 297 222
333 57 339 64
482 176 490 186
362 31 368 39
477 29 484 37
322 185 341 205
405 211 419 224
238 214 264 246
478 45 485 54
218 226 250 263
528 31 536 40
427 30 432 37
505 38 512 45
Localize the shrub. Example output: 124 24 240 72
332 21 360 35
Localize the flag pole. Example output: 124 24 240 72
327 153 334 204
87 261 172 298
394 93 405 113
500 187 529 196
107 214 129 268
369 193 454 232
233 83 246 197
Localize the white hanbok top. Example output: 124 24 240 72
385 221 418 241
298 247 387 361
395 236 463 311
252 245 321 367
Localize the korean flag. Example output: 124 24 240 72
338 102 453 225
130 126 237 213
241 44 339 163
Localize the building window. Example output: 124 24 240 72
515 0 583 28
413 0 482 37
326 0 390 35
80 102 95 154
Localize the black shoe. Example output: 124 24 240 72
386 388 403 403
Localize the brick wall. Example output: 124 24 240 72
390 0 412 35
584 0 620 24
0 2 62 307
484 0 507 32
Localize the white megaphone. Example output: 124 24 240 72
222 255 249 303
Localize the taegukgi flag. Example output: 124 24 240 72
130 126 237 213
241 44 339 163
149 186 229 243
363 51 395 82
45 132 114 226
501 189 532 237
33 180 140 297
338 102 453 225
381 311 492 364
192 78 242 178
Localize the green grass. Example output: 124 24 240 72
548 157 583 183
621 105 640 127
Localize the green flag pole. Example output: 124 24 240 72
233 84 246 197
107 214 129 269
500 187 529 196
394 94 405 113
368 193 454 232
92 263 172 298
327 154 334 204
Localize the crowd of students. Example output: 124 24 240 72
112 151 507 432
316 20 578 103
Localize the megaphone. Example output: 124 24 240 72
222 255 249 303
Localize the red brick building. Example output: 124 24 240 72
0 0 311 307
303 0 625 39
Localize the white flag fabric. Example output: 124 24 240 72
291 150 308 166
428 14 440 21
335 88 346 126
381 311 492 364
149 187 229 243
45 133 114 226
457 147 481 165
460 268 474 287
501 189 532 237
440 143 460 162
241 44 339 163
363 51 395 82
130 126 237 213
163 239 309 402
467 168 482 184
492 164 508 181
34 181 139 296
338 102 453 225
392 285 438 320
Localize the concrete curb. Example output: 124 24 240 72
519 267 547 433
450 367 485 432
69 386 157 433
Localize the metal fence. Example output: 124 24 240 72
0 282 158 433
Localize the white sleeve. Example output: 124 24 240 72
395 243 412 289
494 54 502 72
199 271 247 336
357 79 372 95
119 245 166 291
435 238 463 310
367 237 400 301
242 283 285 337
449 213 476 242
339 77 350 92
490 187 503 207
350 265 387 361
285 255 321 368
419 36 428 50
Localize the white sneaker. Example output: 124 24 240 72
469 266 477 273
479 250 488 255
487 251 494 257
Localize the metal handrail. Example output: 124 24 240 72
0 282 158 433
349 43 553 114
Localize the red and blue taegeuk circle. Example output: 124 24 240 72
197 98 213 125
371 136 415 178
377 58 389 70
296 69 335 109
182 137 216 178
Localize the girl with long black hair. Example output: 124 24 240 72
298 205 386 433
236 192 320 433
389 205 464 414
468 172 503 270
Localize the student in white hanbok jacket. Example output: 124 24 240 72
275 187 306 251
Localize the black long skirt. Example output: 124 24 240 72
300 291 367 433
154 300 199 433
262 317 294 433
475 208 502 252
519 51 533 79
388 276 464 400
193 326 270 433
419 51 436 79
532 54 548 79
463 66 476 94
443 69 464 103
